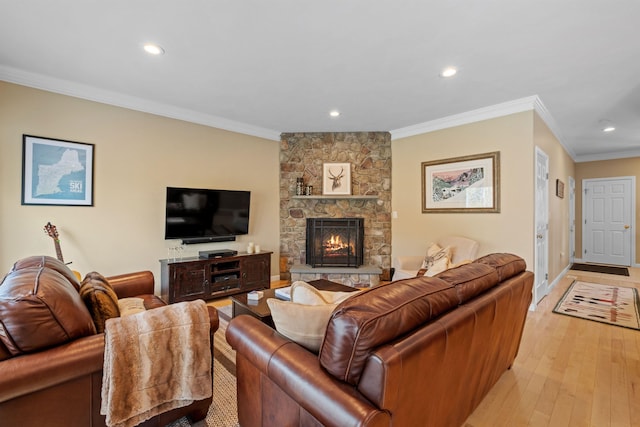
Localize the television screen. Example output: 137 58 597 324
164 187 250 241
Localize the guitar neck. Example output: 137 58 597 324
53 239 64 263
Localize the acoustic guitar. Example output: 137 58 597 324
44 222 82 281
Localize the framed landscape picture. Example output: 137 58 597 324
422 151 500 213
22 135 94 206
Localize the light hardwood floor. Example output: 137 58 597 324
464 268 640 427
210 271 640 427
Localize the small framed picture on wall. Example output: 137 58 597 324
322 163 351 195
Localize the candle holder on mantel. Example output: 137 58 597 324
295 177 304 196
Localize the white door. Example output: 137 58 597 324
583 177 634 266
534 148 549 305
569 176 576 263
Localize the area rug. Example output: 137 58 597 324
570 263 629 276
205 310 239 427
553 280 640 330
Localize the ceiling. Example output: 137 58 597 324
1 1 639 162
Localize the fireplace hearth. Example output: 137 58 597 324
306 218 364 267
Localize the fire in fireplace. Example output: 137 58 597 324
306 218 364 267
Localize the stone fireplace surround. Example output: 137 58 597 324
279 132 391 286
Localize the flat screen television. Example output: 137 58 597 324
164 187 250 243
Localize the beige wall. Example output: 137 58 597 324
391 110 575 284
533 113 575 281
575 157 640 265
0 82 281 291
392 111 536 270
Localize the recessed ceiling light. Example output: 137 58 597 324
329 110 340 117
599 120 615 132
440 67 458 78
143 43 165 55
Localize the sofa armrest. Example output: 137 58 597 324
0 334 105 403
226 315 389 427
108 271 155 298
393 255 423 270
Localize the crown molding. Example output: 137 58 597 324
390 95 577 160
574 149 640 163
390 96 540 140
0 65 281 141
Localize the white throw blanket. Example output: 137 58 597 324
101 300 212 427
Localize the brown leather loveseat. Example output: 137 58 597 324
227 253 533 427
0 256 219 427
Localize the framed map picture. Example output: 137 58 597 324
22 135 94 206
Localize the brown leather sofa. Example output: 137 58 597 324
227 253 533 427
0 256 219 427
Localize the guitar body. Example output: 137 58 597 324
43 222 82 281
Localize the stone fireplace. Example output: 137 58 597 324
306 218 364 267
279 132 391 286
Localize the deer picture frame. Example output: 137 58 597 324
322 162 351 195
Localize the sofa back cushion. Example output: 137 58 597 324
11 255 81 291
0 267 96 356
319 277 458 385
474 253 527 282
435 263 499 304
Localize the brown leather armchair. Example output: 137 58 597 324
0 256 219 427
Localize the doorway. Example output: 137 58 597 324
582 177 635 266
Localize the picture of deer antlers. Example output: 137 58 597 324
328 166 344 190
323 163 351 195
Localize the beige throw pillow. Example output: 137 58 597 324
290 281 330 305
421 245 452 277
117 297 146 317
267 298 336 352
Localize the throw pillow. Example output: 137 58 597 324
290 281 329 305
266 298 336 352
79 272 120 333
290 281 359 305
117 297 146 317
420 242 443 269
421 246 452 277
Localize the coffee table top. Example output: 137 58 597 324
230 279 357 320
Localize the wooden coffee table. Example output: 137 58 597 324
229 279 357 327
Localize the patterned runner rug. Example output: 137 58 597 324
553 280 640 330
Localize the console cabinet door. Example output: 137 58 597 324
172 264 208 302
241 253 270 291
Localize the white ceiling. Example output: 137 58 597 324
1 1 639 162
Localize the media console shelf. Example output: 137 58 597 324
160 251 272 303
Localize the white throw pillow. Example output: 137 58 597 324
266 298 336 352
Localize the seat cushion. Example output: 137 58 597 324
0 267 96 356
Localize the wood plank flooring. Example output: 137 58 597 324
464 268 640 427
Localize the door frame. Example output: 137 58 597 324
533 147 549 308
568 176 575 264
581 176 636 267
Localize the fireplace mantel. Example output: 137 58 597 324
291 195 378 200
